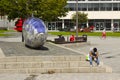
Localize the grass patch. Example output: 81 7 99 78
0 29 15 37
48 31 120 37
0 33 11 36
0 29 15 33
0 30 7 33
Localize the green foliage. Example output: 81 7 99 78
0 0 68 21
72 12 88 25
34 0 68 21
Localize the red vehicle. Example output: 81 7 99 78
14 18 24 32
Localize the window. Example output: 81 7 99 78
93 3 99 11
100 3 106 11
68 3 75 11
113 3 119 11
88 3 93 11
119 3 120 10
78 4 81 11
81 3 87 11
106 4 112 11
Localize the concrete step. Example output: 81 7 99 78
0 61 103 69
0 66 112 74
0 56 86 62
0 56 112 73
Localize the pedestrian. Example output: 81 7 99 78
102 29 106 39
89 47 100 67
14 18 23 32
70 35 75 42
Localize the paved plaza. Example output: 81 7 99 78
61 36 120 73
0 32 120 80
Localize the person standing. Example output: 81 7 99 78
102 29 106 39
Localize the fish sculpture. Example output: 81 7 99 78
22 17 47 48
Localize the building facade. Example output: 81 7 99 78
47 0 120 31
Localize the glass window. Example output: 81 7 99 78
88 20 94 27
78 3 87 11
68 3 75 11
106 4 112 11
93 3 99 11
81 3 87 11
88 3 93 11
78 4 81 11
88 3 99 11
105 20 111 30
119 3 120 10
113 3 119 11
100 3 106 11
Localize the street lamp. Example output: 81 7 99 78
76 0 78 37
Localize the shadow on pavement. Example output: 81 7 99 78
25 45 49 51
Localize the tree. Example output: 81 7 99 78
72 12 88 28
0 0 68 21
34 0 68 21
0 0 29 20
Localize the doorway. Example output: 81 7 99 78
48 22 56 30
95 22 104 31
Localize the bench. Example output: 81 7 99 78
54 34 87 44
54 35 65 44
75 34 87 42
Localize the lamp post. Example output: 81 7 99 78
76 0 78 37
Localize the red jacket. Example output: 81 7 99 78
70 35 75 42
